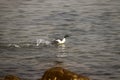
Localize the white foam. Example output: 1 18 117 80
8 44 20 48
36 39 51 46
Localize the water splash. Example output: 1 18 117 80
8 44 20 48
36 39 51 46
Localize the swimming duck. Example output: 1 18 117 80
52 35 70 45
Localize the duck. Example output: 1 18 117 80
51 35 70 45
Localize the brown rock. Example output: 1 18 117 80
40 67 90 80
0 77 3 80
4 75 21 80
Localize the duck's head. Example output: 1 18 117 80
64 35 70 38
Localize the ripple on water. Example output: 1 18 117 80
0 0 120 80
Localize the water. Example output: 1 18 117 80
0 0 120 80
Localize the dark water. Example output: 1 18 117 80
0 0 120 80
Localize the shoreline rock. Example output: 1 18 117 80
0 67 90 80
0 75 21 80
40 67 90 80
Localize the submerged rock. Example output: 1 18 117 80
4 75 21 80
40 67 90 80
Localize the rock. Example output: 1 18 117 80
0 77 3 80
40 67 90 80
4 75 21 80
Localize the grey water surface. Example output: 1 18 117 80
0 0 120 80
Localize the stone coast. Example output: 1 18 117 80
0 67 90 80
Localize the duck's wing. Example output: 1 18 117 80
51 40 59 45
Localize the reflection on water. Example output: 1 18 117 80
56 44 67 58
0 0 120 80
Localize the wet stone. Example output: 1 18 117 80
40 67 90 80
